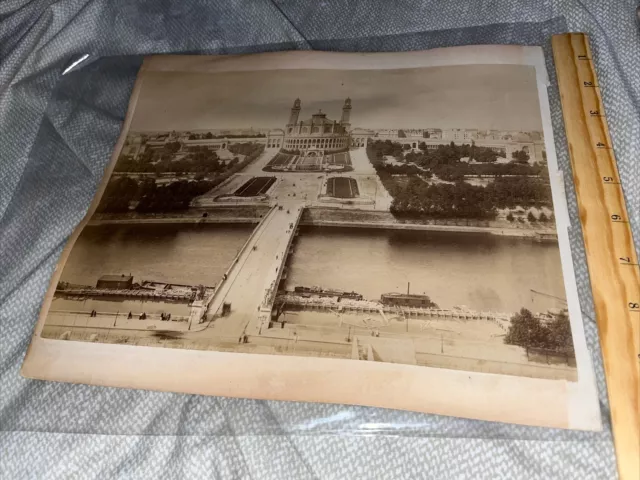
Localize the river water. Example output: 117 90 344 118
54 224 253 315
286 227 567 313
60 224 253 286
54 223 567 316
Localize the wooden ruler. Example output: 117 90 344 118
552 33 640 480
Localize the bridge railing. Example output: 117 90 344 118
202 205 279 314
260 207 304 312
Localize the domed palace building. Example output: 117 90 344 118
282 98 352 154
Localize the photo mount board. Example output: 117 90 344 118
22 45 601 431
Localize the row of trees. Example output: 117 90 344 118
99 145 265 213
369 140 540 171
504 308 574 354
96 177 215 213
278 146 350 156
228 142 264 157
402 141 503 164
429 162 547 182
370 139 405 159
115 142 266 176
511 149 530 163
367 142 553 220
483 177 552 208
388 178 499 219
135 180 215 212
385 176 552 219
115 149 229 175
186 132 265 140
507 211 554 223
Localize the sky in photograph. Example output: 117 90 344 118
130 64 543 132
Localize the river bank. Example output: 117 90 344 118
300 208 557 239
89 205 270 225
89 206 557 239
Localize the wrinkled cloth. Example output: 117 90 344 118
1 1 639 479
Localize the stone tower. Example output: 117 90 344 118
341 98 352 131
288 98 301 126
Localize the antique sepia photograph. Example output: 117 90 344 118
41 60 577 382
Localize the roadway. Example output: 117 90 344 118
191 202 303 341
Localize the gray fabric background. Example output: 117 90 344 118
1 1 639 479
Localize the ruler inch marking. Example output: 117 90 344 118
552 33 640 480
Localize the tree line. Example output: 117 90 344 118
504 308 574 355
388 177 499 219
369 140 543 175
228 142 265 157
367 141 552 220
278 146 349 155
99 145 265 213
114 142 266 176
95 177 215 213
187 132 266 140
404 141 503 164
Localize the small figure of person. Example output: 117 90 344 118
127 312 132 319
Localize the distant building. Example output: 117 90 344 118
350 128 374 148
477 129 502 141
423 128 442 139
376 129 399 138
442 128 477 142
121 134 144 158
282 98 352 153
96 275 134 290
403 129 425 138
381 292 436 308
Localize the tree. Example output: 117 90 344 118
366 139 552 222
397 130 406 138
512 149 530 164
527 211 536 222
504 308 549 348
505 309 573 354
506 212 515 222
204 132 213 139
547 312 574 354
96 177 139 213
164 141 181 154
538 212 548 223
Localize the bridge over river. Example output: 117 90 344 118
192 202 303 341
